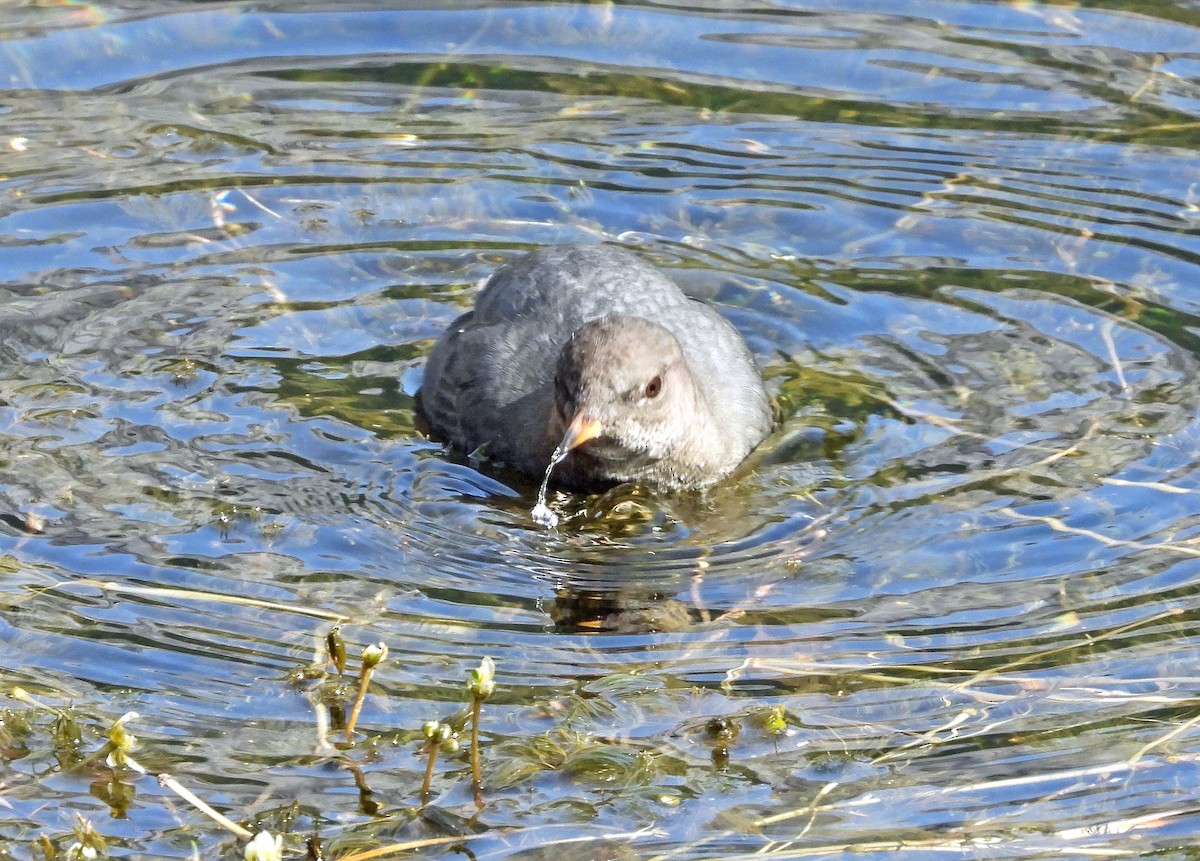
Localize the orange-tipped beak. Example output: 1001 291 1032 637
559 413 603 451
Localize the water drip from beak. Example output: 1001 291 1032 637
530 413 603 529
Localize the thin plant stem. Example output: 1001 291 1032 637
470 695 483 806
345 668 373 742
159 773 253 840
345 643 387 742
421 740 440 804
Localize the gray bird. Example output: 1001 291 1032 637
419 244 772 491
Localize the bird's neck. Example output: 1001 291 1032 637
658 382 730 490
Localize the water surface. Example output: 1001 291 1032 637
2 1 1200 859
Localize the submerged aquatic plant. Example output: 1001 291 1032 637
104 711 144 774
467 656 496 806
64 815 105 861
325 626 347 675
244 831 283 861
345 642 388 741
419 719 458 803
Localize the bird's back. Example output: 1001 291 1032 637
473 244 691 330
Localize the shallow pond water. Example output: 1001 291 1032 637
2 1 1200 858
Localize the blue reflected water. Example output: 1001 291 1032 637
1 2 1200 858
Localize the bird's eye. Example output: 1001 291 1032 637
643 375 662 399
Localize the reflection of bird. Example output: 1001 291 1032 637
420 244 771 490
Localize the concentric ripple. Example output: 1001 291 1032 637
1 2 1200 859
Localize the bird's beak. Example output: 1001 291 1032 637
559 412 603 451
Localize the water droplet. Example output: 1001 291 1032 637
531 444 570 529
530 501 557 529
